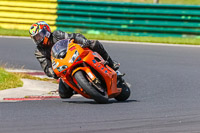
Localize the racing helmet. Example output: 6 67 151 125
29 21 51 46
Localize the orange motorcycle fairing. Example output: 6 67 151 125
78 51 121 98
51 39 121 100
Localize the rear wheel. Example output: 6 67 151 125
74 71 108 104
58 79 73 99
115 78 131 101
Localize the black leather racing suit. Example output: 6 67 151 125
35 30 115 98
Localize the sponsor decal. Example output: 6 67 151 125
69 50 79 63
92 59 96 63
69 46 76 51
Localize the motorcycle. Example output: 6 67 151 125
51 39 130 103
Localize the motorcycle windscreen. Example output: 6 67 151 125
51 39 69 59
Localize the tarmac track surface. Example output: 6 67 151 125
1 37 200 133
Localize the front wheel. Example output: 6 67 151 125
74 71 108 104
115 78 131 101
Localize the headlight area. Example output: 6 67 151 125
57 65 68 72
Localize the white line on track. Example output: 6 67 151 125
1 35 200 48
0 35 30 39
99 40 200 47
5 68 44 73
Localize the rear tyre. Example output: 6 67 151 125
74 71 108 104
115 78 130 101
59 79 73 99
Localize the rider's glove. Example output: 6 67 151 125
81 39 92 48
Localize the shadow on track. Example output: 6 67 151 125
62 99 139 104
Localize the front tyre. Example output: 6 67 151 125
74 71 108 104
115 79 131 101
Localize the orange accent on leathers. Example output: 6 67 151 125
43 37 48 45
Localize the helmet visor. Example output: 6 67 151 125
32 28 47 45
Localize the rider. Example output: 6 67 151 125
29 21 119 99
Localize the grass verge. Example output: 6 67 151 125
0 67 23 90
85 34 200 45
1 27 200 45
0 28 29 37
13 72 57 83
0 67 58 91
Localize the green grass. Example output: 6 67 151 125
1 27 200 45
84 34 200 45
102 0 200 5
0 65 58 90
13 72 57 83
0 67 23 90
0 28 29 37
0 67 57 91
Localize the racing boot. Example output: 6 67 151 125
107 57 120 71
89 40 120 71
